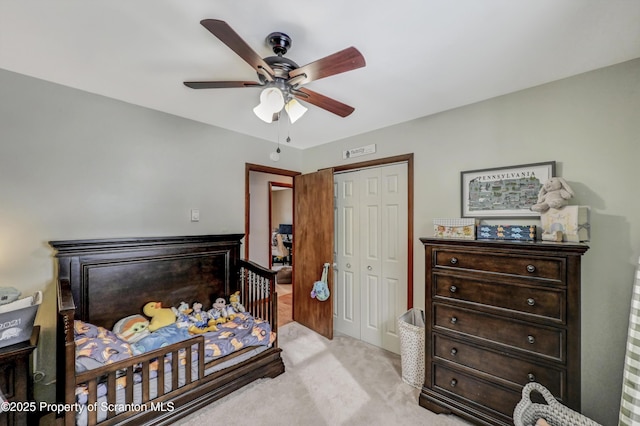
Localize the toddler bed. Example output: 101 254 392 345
52 234 285 426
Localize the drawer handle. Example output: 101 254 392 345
450 378 458 387
450 257 458 265
527 373 536 382
527 298 535 306
449 285 458 293
527 335 536 344
526 264 536 273
450 348 458 356
450 317 458 325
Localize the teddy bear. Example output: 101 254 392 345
530 177 575 213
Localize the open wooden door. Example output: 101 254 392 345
293 168 334 339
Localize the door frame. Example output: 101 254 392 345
244 163 301 261
331 153 414 308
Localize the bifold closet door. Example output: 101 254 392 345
334 163 408 354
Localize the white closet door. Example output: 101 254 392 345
334 163 408 355
334 173 361 338
379 164 408 354
359 167 383 347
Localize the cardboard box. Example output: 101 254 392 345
477 225 537 241
540 206 590 242
433 218 476 240
0 291 41 348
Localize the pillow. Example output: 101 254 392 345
112 314 150 343
74 320 133 372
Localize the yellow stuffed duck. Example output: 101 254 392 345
142 301 176 332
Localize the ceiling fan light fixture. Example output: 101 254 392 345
261 87 285 112
284 98 307 124
254 87 285 123
253 103 274 123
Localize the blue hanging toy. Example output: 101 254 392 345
310 263 330 302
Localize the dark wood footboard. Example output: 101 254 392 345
52 234 284 426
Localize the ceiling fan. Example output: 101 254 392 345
184 19 366 123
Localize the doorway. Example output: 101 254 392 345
245 163 300 329
269 182 294 326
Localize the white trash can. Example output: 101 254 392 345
398 308 425 388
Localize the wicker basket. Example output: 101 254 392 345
513 383 602 426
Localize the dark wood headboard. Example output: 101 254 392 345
50 234 244 330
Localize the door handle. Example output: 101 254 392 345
367 265 373 271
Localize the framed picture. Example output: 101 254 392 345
461 161 556 218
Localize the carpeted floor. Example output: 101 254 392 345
175 322 472 426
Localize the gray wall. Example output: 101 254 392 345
0 68 302 402
302 58 640 425
1 56 639 424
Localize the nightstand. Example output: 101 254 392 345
0 326 39 426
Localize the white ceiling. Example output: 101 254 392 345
1 1 639 149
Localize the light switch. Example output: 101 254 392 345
190 209 200 222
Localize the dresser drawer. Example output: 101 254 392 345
434 364 521 419
434 304 565 361
434 274 565 322
433 334 564 398
434 249 564 282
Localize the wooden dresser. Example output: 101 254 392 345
419 238 588 426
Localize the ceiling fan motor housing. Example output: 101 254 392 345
267 32 292 55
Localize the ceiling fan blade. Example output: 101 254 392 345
293 87 355 117
200 19 275 81
288 47 365 86
183 81 262 89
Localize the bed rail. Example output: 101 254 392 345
238 259 278 342
76 336 206 426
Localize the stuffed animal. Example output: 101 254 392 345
531 177 575 213
208 298 230 325
171 301 193 329
187 302 217 334
228 291 245 314
143 302 176 332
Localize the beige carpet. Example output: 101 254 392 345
176 322 472 426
